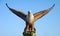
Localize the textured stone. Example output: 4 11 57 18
23 32 36 36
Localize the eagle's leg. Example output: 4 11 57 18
25 25 30 32
29 23 34 32
31 24 35 32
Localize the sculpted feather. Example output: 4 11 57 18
34 4 55 21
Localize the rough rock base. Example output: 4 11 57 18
23 32 36 36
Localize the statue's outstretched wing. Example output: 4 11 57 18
6 3 27 21
34 4 55 21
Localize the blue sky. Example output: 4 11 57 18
0 0 60 36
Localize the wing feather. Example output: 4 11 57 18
6 3 26 21
34 4 55 21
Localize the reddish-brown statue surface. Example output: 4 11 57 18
6 3 55 33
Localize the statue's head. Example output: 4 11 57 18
28 10 32 14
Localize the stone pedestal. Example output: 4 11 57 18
23 31 36 36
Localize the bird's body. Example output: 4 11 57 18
26 11 34 24
25 11 35 32
6 3 55 32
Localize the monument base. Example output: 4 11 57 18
23 31 36 36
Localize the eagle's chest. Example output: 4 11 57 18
26 14 34 23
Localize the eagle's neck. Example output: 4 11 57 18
26 11 34 23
